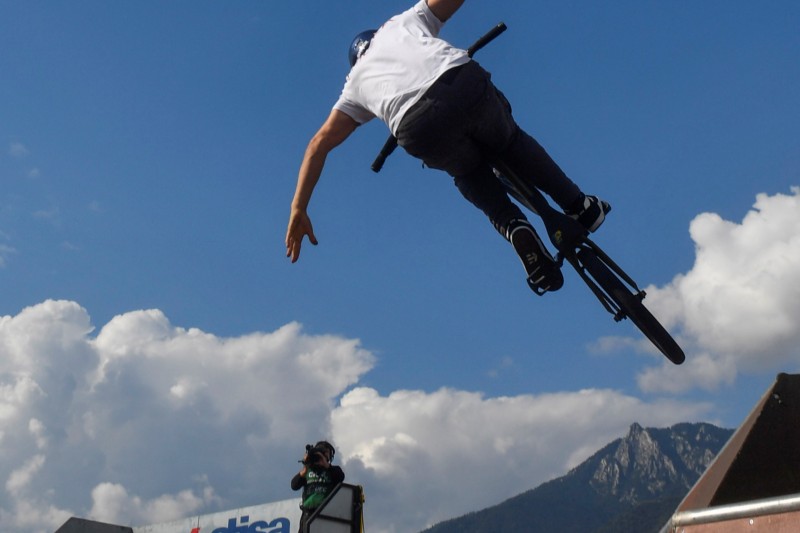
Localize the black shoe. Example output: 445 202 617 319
567 195 612 233
509 220 563 295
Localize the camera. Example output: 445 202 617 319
302 444 326 466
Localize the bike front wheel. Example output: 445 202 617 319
576 247 685 365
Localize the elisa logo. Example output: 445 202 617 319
190 514 290 533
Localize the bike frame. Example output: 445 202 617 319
493 160 644 320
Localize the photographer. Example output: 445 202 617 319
290 440 345 531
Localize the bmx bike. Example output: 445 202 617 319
369 23 685 365
493 161 685 365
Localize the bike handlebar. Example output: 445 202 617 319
370 22 508 173
467 22 508 57
370 136 399 173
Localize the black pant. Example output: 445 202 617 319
396 60 581 238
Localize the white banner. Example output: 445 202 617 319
133 498 302 533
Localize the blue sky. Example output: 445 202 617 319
1 2 799 532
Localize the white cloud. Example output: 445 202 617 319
89 483 216 526
331 386 710 532
637 352 738 394
639 188 800 393
0 244 16 268
486 355 514 378
6 455 45 496
8 143 29 158
32 206 61 226
0 301 377 532
0 300 711 533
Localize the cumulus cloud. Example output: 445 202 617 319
89 482 217 526
0 301 374 532
639 188 800 393
0 300 713 533
332 387 710 532
6 455 46 496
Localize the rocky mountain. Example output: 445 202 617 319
421 422 733 533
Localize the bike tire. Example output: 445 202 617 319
577 247 685 365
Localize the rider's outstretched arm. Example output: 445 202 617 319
286 109 359 263
426 0 466 22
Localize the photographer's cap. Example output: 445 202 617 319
315 440 336 460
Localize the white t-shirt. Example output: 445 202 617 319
333 0 470 136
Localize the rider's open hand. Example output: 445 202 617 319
286 207 318 263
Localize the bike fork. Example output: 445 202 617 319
571 243 646 322
566 251 625 320
583 237 643 297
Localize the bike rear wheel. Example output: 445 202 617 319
576 247 685 365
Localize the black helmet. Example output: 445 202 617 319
315 440 336 461
348 29 377 67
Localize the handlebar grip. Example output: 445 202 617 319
467 22 507 58
371 136 399 173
